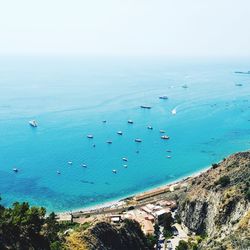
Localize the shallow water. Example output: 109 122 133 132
0 57 249 212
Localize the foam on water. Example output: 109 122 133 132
0 57 249 211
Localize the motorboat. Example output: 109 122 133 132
171 109 177 115
102 120 107 123
29 120 38 127
106 141 112 144
81 164 87 168
128 120 133 124
122 157 128 162
182 84 188 88
161 135 170 140
159 96 168 100
166 156 172 159
123 164 128 168
112 169 117 174
117 131 123 135
147 125 153 130
13 168 18 172
57 171 61 175
135 138 142 143
140 105 152 109
160 130 165 133
87 134 94 139
68 161 73 165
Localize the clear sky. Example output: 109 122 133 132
0 0 249 58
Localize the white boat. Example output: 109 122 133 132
81 164 87 168
68 161 73 165
160 130 165 133
171 109 177 115
112 169 117 174
29 120 38 127
57 170 61 175
13 168 18 172
135 138 142 143
123 164 128 168
122 157 128 162
87 134 94 139
166 156 172 159
161 135 170 140
117 131 123 135
128 120 133 124
147 126 153 130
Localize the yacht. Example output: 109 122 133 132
140 105 152 109
68 161 73 165
13 168 18 172
128 120 133 124
166 155 172 159
29 120 38 127
106 141 112 144
159 96 168 100
160 130 165 133
87 134 94 139
81 164 87 168
117 131 123 135
123 164 128 168
112 169 117 174
147 125 153 130
161 135 170 140
122 157 128 162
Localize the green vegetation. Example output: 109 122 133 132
216 175 230 187
163 213 174 239
0 198 63 250
176 240 189 250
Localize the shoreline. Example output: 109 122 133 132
56 164 211 217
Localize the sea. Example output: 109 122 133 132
0 56 249 212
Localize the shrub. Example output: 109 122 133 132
176 240 189 250
212 163 219 169
216 176 230 187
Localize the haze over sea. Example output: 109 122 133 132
0 57 249 212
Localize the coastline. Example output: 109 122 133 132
56 164 211 218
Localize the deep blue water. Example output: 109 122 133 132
0 57 250 212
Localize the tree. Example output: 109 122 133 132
176 240 189 250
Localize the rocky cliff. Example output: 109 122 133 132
65 219 153 250
178 151 250 249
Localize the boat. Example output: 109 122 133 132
128 120 133 124
182 84 188 88
136 150 139 154
106 141 112 144
68 161 73 165
57 171 61 175
29 120 38 127
235 83 243 86
122 157 128 161
81 164 87 168
147 125 153 130
140 105 152 109
123 164 128 168
166 150 172 152
171 109 177 115
166 156 172 159
13 168 18 172
135 138 142 143
235 71 250 74
161 135 170 140
102 120 107 123
159 96 168 100
117 131 123 135
112 169 117 174
93 144 96 147
160 130 165 133
87 134 94 139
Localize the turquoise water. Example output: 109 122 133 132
0 57 250 212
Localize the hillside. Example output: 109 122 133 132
178 151 250 249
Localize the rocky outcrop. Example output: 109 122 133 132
178 151 250 249
66 219 153 250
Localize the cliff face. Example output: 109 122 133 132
178 151 250 249
65 219 153 250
